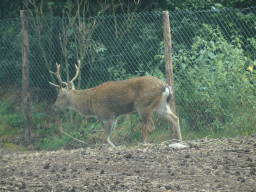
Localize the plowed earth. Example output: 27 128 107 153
1 135 256 192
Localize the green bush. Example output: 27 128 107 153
172 25 256 136
38 135 71 150
0 102 24 130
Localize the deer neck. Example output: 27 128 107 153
69 89 93 116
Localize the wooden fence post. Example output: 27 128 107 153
163 11 182 140
21 10 32 146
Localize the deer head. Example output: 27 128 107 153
49 60 81 110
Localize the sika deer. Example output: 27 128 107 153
49 60 182 147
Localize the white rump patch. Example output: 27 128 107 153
155 87 172 115
162 86 172 97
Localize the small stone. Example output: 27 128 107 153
165 184 172 190
123 153 132 159
235 171 240 175
212 165 218 169
43 163 50 169
18 181 26 189
61 167 66 171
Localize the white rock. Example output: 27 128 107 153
169 143 188 149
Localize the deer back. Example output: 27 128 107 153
87 76 168 119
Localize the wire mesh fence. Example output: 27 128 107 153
0 7 256 148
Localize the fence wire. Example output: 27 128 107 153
0 7 256 146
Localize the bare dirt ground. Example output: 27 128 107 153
0 135 256 192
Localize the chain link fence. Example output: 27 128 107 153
0 7 256 148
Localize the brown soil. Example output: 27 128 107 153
1 135 256 192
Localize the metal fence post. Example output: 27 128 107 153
21 10 32 146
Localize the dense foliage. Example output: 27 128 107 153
175 25 256 135
1 0 256 20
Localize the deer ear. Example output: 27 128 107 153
67 82 75 90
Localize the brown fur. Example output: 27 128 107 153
50 62 182 147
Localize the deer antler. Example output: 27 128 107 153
49 60 81 89
49 63 65 89
70 60 81 83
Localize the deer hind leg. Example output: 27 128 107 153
103 119 116 148
155 101 182 141
139 112 155 143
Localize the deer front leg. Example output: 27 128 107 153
103 119 116 148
